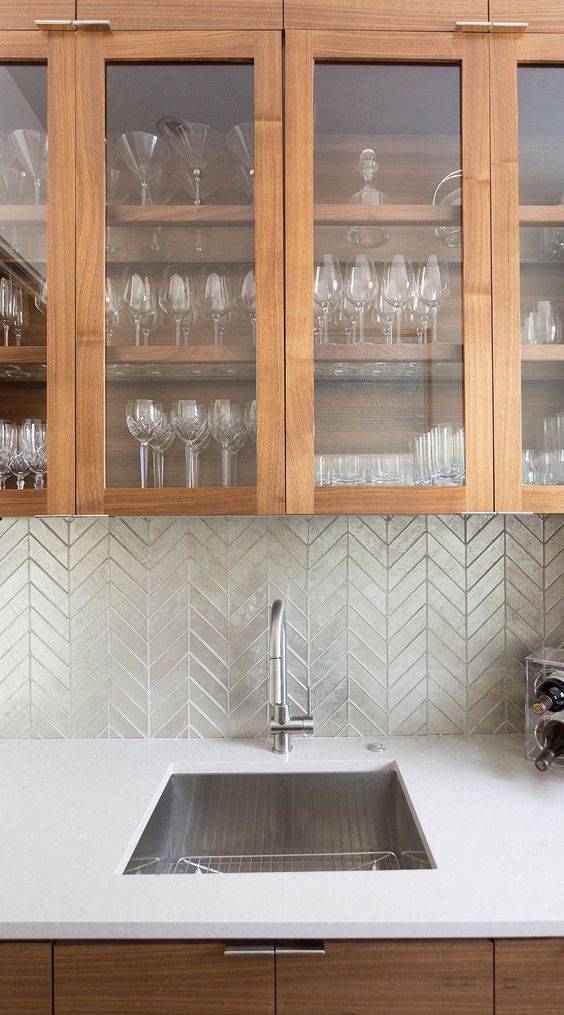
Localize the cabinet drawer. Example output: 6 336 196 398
0 943 52 1015
496 939 564 1014
284 0 488 31
0 1 73 29
75 0 282 29
490 3 562 31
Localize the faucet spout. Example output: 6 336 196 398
268 599 313 753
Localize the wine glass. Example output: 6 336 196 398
10 428 29 490
105 277 120 346
371 290 395 345
148 413 175 488
0 419 17 489
314 255 342 344
159 267 194 346
238 265 256 345
120 266 156 347
198 268 235 345
12 284 28 347
208 399 248 487
226 123 254 202
8 130 47 205
416 255 450 344
125 399 163 488
0 276 14 346
244 399 256 440
35 279 47 315
343 255 378 344
381 255 415 343
116 132 170 207
20 418 47 489
171 400 209 488
163 122 224 207
406 292 430 345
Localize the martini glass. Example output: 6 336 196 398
163 122 224 207
226 123 254 202
116 132 170 207
8 130 47 205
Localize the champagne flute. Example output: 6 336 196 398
381 255 415 344
343 255 378 343
125 399 163 488
159 266 194 346
416 255 450 344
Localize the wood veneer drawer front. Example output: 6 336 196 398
75 0 282 29
490 2 563 31
276 940 494 1015
496 939 564 1015
54 942 275 1015
0 943 52 1015
284 0 488 31
0 1 73 28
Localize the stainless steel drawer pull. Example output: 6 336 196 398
276 943 326 955
491 21 528 29
224 945 275 956
455 20 492 30
72 19 111 28
34 19 74 29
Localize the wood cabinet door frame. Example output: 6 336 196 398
489 5 564 34
75 29 284 515
285 30 493 514
491 33 564 511
0 30 75 516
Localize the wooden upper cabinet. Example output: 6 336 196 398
276 940 494 1015
75 0 282 30
490 3 564 33
0 942 52 1015
0 2 73 30
284 0 488 32
55 942 275 1015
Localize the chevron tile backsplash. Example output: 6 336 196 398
0 514 561 739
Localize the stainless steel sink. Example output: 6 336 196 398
123 771 432 875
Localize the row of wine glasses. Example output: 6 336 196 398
108 264 256 347
108 123 253 207
314 253 450 345
125 398 256 488
521 301 562 345
0 130 47 205
0 419 47 489
0 277 29 346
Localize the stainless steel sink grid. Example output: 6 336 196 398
123 771 432 875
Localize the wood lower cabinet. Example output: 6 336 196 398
276 940 494 1015
0 943 52 1014
496 939 564 1014
53 942 275 1015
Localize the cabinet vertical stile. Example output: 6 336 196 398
75 29 284 516
285 30 493 515
0 29 74 516
491 32 564 512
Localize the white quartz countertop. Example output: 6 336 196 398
0 734 561 939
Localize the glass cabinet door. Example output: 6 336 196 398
76 31 283 515
0 32 74 516
286 31 493 513
492 35 564 511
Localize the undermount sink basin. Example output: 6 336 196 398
123 770 432 875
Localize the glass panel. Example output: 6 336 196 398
518 68 564 486
313 63 464 488
0 64 48 492
105 63 256 490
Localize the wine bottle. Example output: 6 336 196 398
535 720 564 772
531 673 564 716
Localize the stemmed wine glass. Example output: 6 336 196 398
416 255 450 344
343 255 378 344
0 420 16 489
148 413 175 488
8 130 47 205
20 418 47 489
406 293 430 345
159 267 194 346
125 399 163 488
174 163 221 206
226 123 255 202
208 399 248 487
0 276 15 347
163 122 224 207
105 277 120 345
171 400 209 488
314 255 342 344
116 132 170 207
35 279 47 316
244 399 256 440
120 266 156 347
238 265 256 345
13 284 27 347
10 429 29 490
381 255 415 343
198 269 235 345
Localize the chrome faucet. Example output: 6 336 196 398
269 599 314 753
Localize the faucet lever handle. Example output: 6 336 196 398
306 684 313 719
